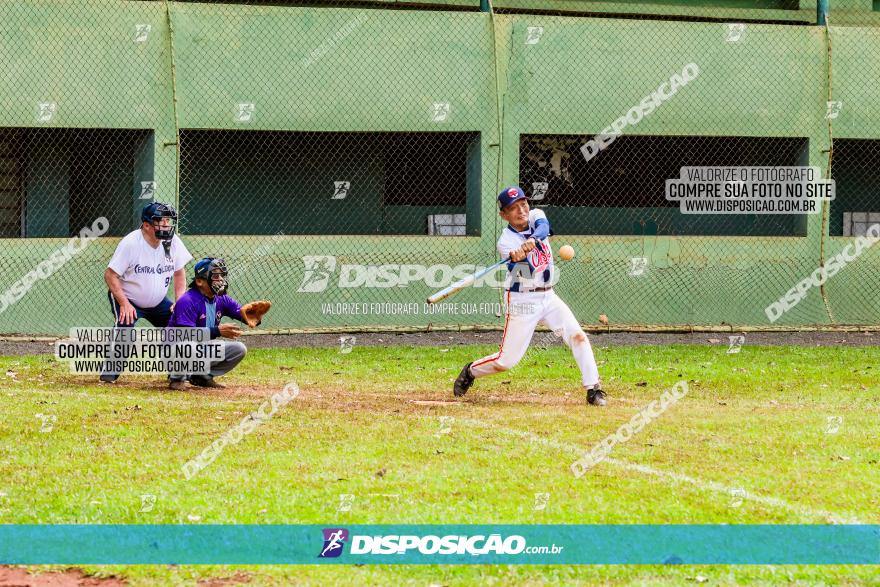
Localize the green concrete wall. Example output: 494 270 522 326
1 0 880 334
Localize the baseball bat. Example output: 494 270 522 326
426 257 510 304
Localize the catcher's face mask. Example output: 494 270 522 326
195 258 228 296
141 203 178 243
151 217 176 242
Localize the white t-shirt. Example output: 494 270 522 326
496 208 555 292
107 230 192 308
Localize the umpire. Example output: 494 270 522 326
100 202 192 383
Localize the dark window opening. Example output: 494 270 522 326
590 0 800 9
174 0 479 9
494 0 805 25
179 130 481 236
383 133 471 206
0 128 153 238
519 134 809 236
829 139 880 237
0 130 23 238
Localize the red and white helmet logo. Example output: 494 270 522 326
508 188 519 196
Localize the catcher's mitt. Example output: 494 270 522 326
241 300 271 328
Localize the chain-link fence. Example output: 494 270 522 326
2 0 879 335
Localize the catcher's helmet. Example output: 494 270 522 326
141 202 178 242
192 257 229 296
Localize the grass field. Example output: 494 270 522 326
1 340 879 585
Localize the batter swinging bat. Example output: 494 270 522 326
426 257 510 304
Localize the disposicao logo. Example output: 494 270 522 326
318 528 349 558
317 530 563 558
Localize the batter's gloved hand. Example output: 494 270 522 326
241 300 272 328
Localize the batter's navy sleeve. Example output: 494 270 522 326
531 218 550 241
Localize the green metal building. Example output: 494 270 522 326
1 0 879 334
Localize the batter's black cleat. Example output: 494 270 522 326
587 387 607 407
453 362 475 397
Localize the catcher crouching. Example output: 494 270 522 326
167 257 271 390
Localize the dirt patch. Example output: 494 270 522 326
183 384 279 400
0 340 56 357
304 387 591 414
0 566 125 586
47 377 278 400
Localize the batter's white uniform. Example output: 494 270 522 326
469 209 601 388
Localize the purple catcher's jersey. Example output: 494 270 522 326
168 288 243 338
